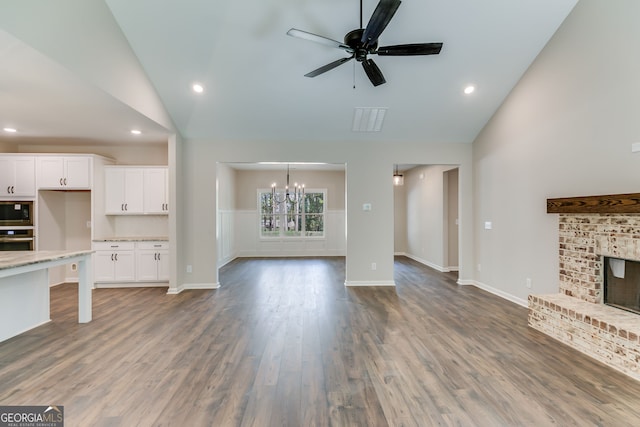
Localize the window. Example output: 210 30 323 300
259 189 325 238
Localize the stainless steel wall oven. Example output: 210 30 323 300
0 201 35 250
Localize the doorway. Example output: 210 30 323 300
393 164 460 276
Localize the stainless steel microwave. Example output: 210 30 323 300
0 201 33 227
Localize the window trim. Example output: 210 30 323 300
257 188 327 240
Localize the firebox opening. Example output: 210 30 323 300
604 257 640 315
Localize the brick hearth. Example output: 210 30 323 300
529 213 640 380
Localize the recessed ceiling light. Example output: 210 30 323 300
3 127 17 133
464 85 476 95
130 129 142 135
192 83 204 93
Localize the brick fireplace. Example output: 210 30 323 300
528 194 640 381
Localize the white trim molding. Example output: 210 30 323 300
467 280 528 308
168 282 221 294
344 280 396 287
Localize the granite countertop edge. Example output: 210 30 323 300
0 250 93 271
92 237 169 242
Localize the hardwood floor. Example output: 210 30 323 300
2 256 640 426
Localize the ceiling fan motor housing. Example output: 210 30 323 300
345 29 375 61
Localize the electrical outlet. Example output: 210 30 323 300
186 265 193 273
477 263 482 272
86 221 92 228
371 262 377 271
526 278 532 289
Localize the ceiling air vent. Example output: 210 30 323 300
352 107 387 132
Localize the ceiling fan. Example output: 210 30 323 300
287 0 443 87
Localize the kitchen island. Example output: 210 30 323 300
0 250 93 342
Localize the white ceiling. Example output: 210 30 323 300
0 0 577 147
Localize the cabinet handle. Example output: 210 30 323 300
60 178 63 186
154 253 157 261
111 254 114 261
115 253 118 261
157 253 161 261
6 186 9 194
10 186 14 194
63 178 67 186
125 203 128 211
121 204 124 211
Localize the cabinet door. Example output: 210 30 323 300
136 250 159 281
38 157 65 188
94 251 115 282
10 157 35 197
105 168 126 214
124 169 144 214
143 168 168 214
64 157 91 189
156 250 170 281
113 251 135 281
0 158 14 196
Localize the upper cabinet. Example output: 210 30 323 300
0 156 36 197
37 156 91 189
143 168 169 214
105 166 167 215
105 167 144 214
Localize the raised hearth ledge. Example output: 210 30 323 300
529 293 640 380
547 193 640 214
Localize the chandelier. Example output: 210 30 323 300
271 164 305 205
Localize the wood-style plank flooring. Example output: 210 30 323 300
2 256 640 426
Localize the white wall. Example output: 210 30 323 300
402 165 459 272
181 139 473 288
217 167 346 263
472 0 640 306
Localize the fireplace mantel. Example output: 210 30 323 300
547 193 640 214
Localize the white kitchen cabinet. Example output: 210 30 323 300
136 242 169 281
37 156 91 189
93 242 136 283
105 167 144 214
0 156 35 197
143 168 169 214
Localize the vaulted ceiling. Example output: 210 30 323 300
0 0 577 146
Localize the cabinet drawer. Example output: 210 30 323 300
93 241 135 251
136 241 169 250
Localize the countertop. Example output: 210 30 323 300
0 250 93 271
93 237 169 242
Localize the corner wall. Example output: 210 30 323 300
472 0 640 305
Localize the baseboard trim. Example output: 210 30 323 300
469 280 528 308
402 253 449 272
344 280 396 287
168 282 221 294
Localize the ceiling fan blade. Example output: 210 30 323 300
304 56 354 78
361 0 402 49
376 42 443 56
287 28 354 52
361 59 386 86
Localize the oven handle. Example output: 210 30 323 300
0 237 35 242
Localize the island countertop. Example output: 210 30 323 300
0 250 94 271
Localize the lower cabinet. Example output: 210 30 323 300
93 240 169 286
136 242 169 282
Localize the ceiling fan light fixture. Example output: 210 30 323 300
352 107 387 132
